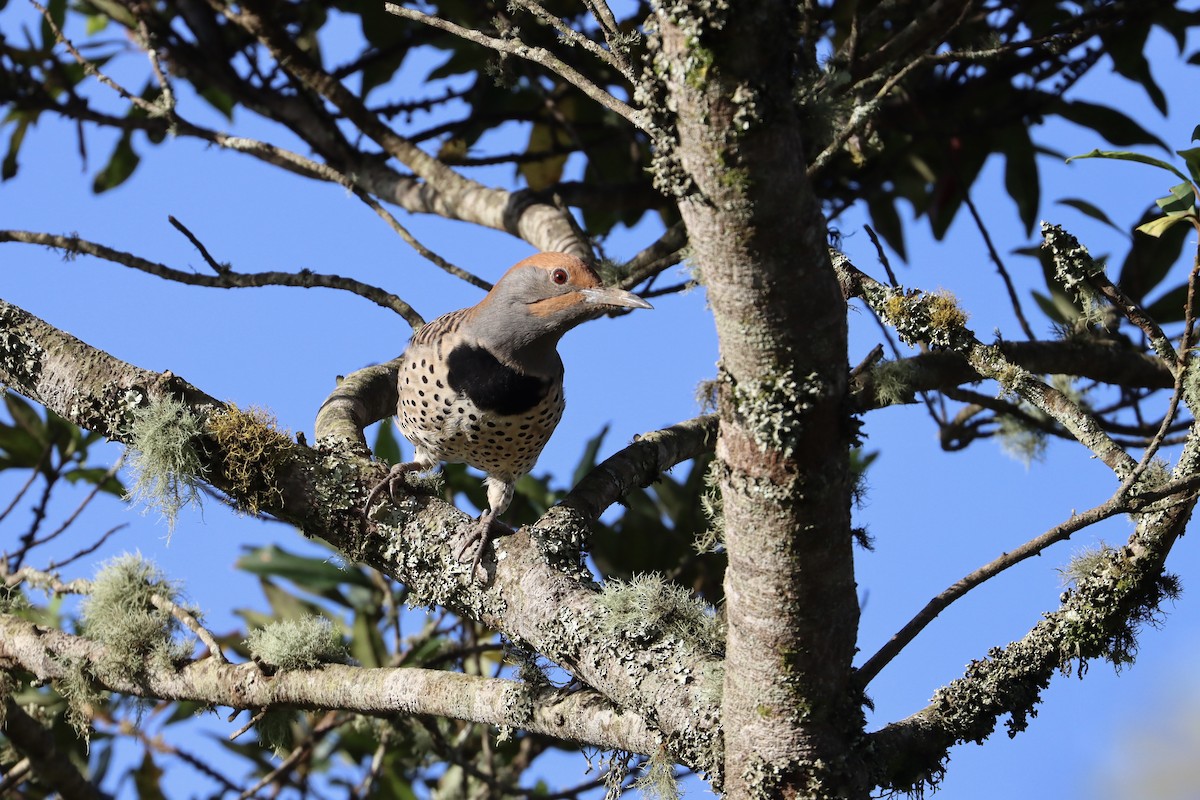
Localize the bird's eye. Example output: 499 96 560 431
551 268 569 285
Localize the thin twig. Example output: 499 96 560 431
581 0 634 75
963 192 1036 340
0 442 52 527
31 0 164 118
384 3 645 129
856 474 1200 685
150 592 228 663
0 230 425 327
351 188 491 292
509 0 631 78
619 222 687 289
27 456 125 553
168 216 229 275
46 523 128 571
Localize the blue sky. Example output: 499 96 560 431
3 5 1200 798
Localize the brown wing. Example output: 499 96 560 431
410 307 471 347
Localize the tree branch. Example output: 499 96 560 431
2 697 105 800
0 230 424 326
216 0 591 257
0 297 723 776
384 4 645 129
0 612 658 755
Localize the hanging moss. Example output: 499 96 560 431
126 395 206 531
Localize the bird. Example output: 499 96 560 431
365 252 652 577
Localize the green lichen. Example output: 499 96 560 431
696 457 725 554
996 412 1048 466
598 573 724 656
206 404 293 514
78 553 194 683
126 396 207 531
869 359 917 407
634 748 682 800
725 369 827 459
245 615 348 672
1041 222 1107 326
873 286 971 351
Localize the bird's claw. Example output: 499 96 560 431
455 513 499 582
363 463 416 522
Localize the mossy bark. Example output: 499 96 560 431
656 3 864 796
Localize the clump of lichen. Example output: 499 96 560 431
869 359 917 407
79 554 194 679
1058 544 1180 674
1041 222 1107 326
634 748 681 800
245 615 347 672
126 396 207 531
695 457 725 554
206 404 293 514
875 286 971 351
996 412 1048 466
598 573 724 656
725 369 825 459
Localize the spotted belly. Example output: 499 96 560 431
396 344 564 479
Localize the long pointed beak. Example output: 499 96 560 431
579 286 654 310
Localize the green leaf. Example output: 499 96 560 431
237 545 375 592
1066 148 1191 184
260 578 323 620
39 0 66 50
1135 213 1193 237
85 13 109 35
132 751 167 800
1056 100 1168 150
372 422 402 465
6 393 47 445
865 195 906 262
1056 198 1123 233
350 611 386 668
1120 206 1192 299
1156 182 1197 216
1002 125 1039 235
571 425 608 487
2 116 30 181
63 467 126 497
92 132 140 193
199 87 235 120
1177 147 1200 186
1144 282 1195 324
1031 289 1074 324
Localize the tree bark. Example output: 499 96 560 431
656 3 863 796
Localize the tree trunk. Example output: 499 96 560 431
656 3 863 796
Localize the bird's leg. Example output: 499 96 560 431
455 477 515 579
363 455 434 522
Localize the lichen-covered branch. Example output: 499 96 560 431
0 612 658 754
0 297 724 777
834 251 1139 477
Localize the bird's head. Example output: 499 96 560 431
471 252 652 362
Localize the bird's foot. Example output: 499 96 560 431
363 462 420 523
455 511 501 582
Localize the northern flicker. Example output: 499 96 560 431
366 252 652 576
